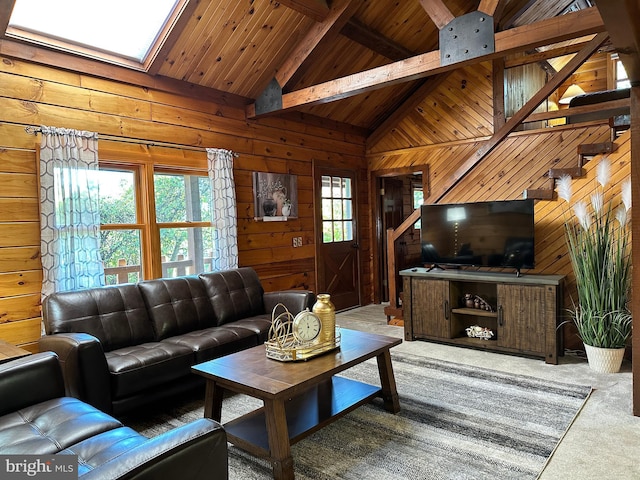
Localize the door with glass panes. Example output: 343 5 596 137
315 167 360 311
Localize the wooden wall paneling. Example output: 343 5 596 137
0 271 42 296
0 56 368 349
0 318 41 346
0 198 38 222
0 294 41 324
0 247 41 273
0 223 39 247
0 60 359 159
0 69 152 120
0 125 38 150
0 172 37 197
0 148 37 174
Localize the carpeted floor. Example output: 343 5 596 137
127 351 591 480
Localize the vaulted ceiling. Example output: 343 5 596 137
1 0 638 137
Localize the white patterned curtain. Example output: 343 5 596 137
206 148 239 271
40 126 104 297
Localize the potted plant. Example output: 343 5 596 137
557 158 632 373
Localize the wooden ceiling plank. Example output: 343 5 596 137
276 0 329 22
497 0 536 29
0 0 16 33
247 7 605 118
418 0 455 30
596 0 640 86
275 0 358 89
340 18 414 61
146 0 200 75
430 31 610 202
367 74 451 149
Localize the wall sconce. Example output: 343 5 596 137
559 84 586 105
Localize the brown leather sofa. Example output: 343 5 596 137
0 351 228 479
40 267 314 415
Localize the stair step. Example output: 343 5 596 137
578 142 616 156
549 167 584 179
523 188 554 200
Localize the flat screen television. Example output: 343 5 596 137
420 199 535 272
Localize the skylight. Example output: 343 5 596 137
8 0 179 63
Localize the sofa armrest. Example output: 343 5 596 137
0 352 65 416
264 290 315 316
81 419 228 480
38 333 113 413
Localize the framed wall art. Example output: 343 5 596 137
253 172 298 221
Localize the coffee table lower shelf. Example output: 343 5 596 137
225 375 380 456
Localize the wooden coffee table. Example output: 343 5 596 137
192 328 402 480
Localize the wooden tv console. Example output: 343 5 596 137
401 268 564 364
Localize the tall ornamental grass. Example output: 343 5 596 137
557 158 632 349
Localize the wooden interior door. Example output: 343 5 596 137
315 167 360 311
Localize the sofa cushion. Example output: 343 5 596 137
220 315 273 344
106 342 194 399
199 267 265 326
0 397 122 455
43 285 155 352
163 325 258 363
138 276 216 341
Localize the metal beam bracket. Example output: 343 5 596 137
440 11 495 66
255 78 283 116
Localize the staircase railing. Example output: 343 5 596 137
384 207 421 322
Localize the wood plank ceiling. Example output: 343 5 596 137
2 0 633 135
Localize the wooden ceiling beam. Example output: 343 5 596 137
340 18 414 61
247 7 605 118
418 0 455 30
504 40 593 68
596 0 640 86
275 0 358 89
478 0 502 16
276 0 330 22
430 31 610 202
0 0 16 33
478 0 507 19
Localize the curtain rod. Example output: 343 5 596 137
24 125 239 156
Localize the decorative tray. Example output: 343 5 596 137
265 329 341 362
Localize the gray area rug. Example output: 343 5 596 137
128 352 591 479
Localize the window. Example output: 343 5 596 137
7 0 182 67
154 172 214 277
321 175 354 243
616 59 630 90
99 168 143 285
413 184 424 229
98 165 213 284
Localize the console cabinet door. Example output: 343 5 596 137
412 278 450 338
497 284 545 354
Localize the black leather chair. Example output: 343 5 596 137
0 352 228 479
